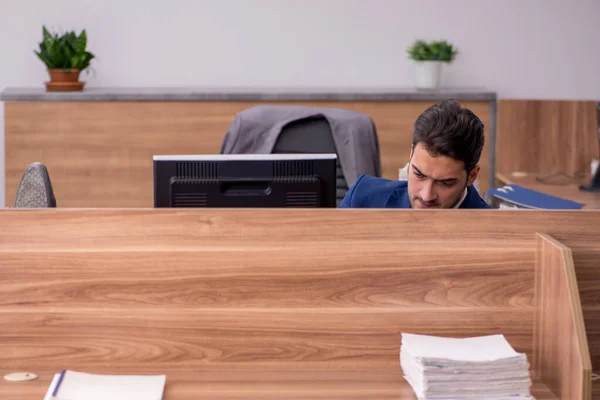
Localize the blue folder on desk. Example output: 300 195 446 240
486 184 585 209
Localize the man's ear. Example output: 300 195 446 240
467 165 480 186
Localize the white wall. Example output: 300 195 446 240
1 0 599 206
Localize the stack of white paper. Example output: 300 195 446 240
400 333 535 400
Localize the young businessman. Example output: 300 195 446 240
339 100 491 209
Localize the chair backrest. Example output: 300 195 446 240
221 105 382 205
13 162 57 208
271 116 349 205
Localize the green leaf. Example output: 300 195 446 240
70 54 82 69
42 26 52 41
63 37 74 60
76 30 87 53
43 34 55 55
66 32 77 53
80 52 94 69
34 50 54 68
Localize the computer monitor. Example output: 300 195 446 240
153 154 337 208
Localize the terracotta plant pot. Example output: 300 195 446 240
45 68 85 92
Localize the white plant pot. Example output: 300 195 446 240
414 61 442 90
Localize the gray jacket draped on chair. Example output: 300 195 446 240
220 105 381 186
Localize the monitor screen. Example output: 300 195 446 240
153 154 337 208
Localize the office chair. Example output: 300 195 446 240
271 116 349 205
221 105 381 206
13 162 57 208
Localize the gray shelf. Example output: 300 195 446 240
0 86 496 102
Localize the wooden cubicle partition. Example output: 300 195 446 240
3 100 492 208
497 100 599 175
4 89 597 208
0 209 598 399
535 234 592 400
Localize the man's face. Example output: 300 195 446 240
407 143 479 209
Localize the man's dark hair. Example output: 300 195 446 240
412 100 485 172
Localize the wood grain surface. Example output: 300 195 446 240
535 234 592 400
0 208 599 399
497 100 598 174
0 251 533 308
0 210 534 371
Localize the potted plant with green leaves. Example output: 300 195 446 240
407 40 457 90
34 26 95 92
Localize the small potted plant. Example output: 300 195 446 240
407 40 457 90
34 26 95 92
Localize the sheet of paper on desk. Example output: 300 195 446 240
43 374 60 400
43 370 166 400
401 333 522 362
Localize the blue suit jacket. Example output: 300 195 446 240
339 175 491 209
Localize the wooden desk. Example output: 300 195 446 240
496 172 600 209
0 371 560 400
0 209 597 399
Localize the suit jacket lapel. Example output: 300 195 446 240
459 186 478 209
389 187 411 208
